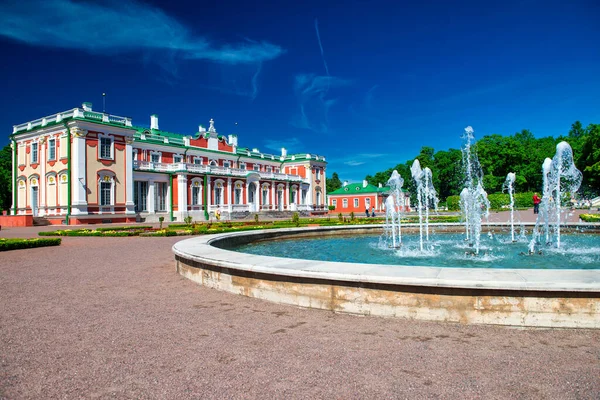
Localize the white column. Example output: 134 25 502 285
177 174 187 220
206 177 212 211
227 178 232 214
308 182 314 207
10 142 15 215
71 129 88 215
125 138 135 214
285 182 290 210
147 180 155 213
39 139 46 215
271 181 275 209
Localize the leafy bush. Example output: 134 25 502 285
338 213 343 222
446 195 460 211
487 193 509 210
514 192 534 208
291 212 300 227
184 216 193 225
350 211 355 221
0 238 61 251
158 216 165 229
254 214 259 224
328 205 335 211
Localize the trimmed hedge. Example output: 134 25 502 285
0 238 61 251
446 192 535 211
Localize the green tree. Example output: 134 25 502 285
569 121 585 139
578 123 600 194
326 172 342 193
0 143 12 212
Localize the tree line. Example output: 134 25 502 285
327 121 600 204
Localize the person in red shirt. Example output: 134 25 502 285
533 193 541 214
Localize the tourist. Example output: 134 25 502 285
215 207 222 221
371 207 376 217
533 193 541 214
365 208 369 218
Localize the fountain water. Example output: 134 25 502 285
383 170 405 248
411 160 438 251
460 126 490 255
530 142 582 251
502 172 516 242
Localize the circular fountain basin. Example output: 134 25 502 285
172 225 600 329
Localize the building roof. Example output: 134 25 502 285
12 103 327 165
328 183 389 195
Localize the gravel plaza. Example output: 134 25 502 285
1 216 599 399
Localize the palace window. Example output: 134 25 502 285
234 183 242 204
193 157 202 165
315 168 321 180
133 181 148 212
253 164 260 171
99 175 114 206
173 155 182 163
332 199 337 207
191 181 202 205
365 198 371 209
48 139 56 161
31 142 38 164
239 162 246 170
354 198 359 208
156 182 167 211
223 161 230 168
100 136 113 159
262 186 269 205
343 198 348 208
266 166 272 173
150 152 161 163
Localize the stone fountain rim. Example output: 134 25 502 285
172 224 600 293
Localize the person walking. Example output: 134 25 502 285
533 193 541 214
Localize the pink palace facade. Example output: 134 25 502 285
9 102 327 224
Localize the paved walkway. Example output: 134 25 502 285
1 217 599 398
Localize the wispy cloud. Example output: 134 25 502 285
314 19 330 95
263 138 303 152
0 0 284 65
341 153 387 166
291 74 351 133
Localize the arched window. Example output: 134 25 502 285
98 172 115 206
190 179 203 205
234 181 243 204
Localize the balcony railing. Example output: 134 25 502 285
133 161 307 182
13 107 133 133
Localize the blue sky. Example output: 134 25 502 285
1 0 599 182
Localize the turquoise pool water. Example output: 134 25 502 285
228 232 600 269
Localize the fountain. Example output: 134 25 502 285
173 132 599 329
529 142 583 252
383 170 405 248
410 160 438 251
502 172 517 242
459 126 490 255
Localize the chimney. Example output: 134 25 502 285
378 183 382 188
199 125 206 133
343 181 348 187
363 180 368 188
281 148 287 158
228 134 238 146
82 102 93 112
150 114 159 130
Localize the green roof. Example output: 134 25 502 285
328 183 388 195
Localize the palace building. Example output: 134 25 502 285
9 102 327 225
